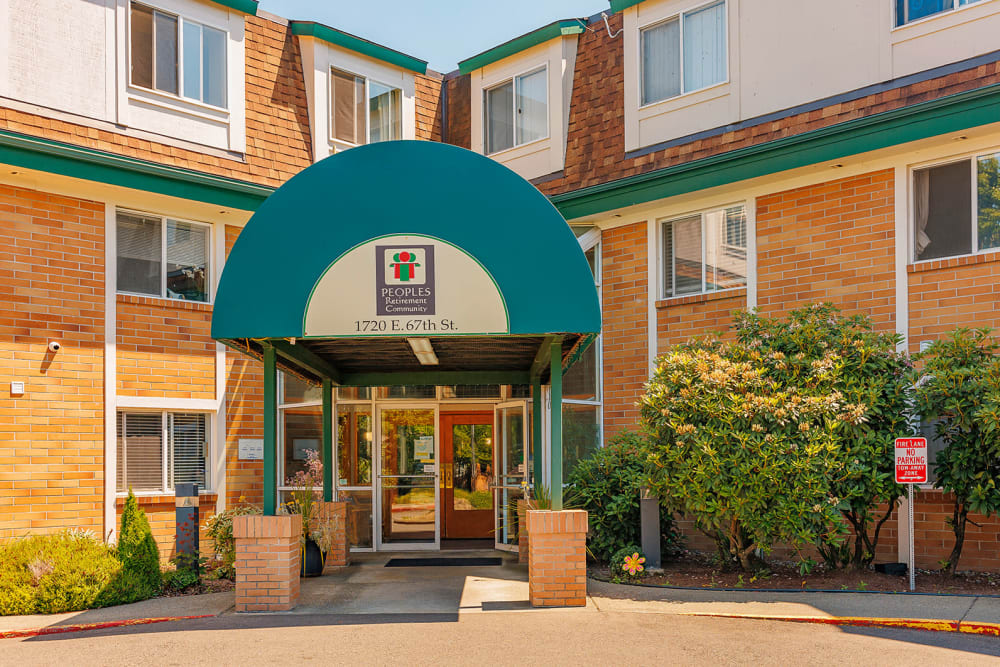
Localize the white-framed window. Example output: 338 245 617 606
640 0 727 106
116 410 210 493
484 65 548 155
895 0 985 26
330 67 401 145
562 239 603 480
129 1 228 108
661 204 747 298
116 209 212 302
912 152 1000 262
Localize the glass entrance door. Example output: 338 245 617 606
441 413 494 539
494 401 528 552
376 407 438 549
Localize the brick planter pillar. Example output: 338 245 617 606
233 514 301 613
318 501 349 569
526 509 588 607
517 500 529 564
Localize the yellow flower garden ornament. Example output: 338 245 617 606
623 552 645 576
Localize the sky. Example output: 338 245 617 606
256 0 607 73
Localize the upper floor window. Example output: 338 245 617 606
485 66 548 154
641 0 726 106
895 0 985 26
117 411 209 493
331 68 401 145
662 204 747 298
116 210 211 302
913 154 1000 262
130 1 227 108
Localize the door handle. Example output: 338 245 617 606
445 468 453 489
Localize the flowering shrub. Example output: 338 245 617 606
641 304 909 570
610 546 647 583
733 304 910 569
205 499 261 580
282 450 340 556
912 328 1000 575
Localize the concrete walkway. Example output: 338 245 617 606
3 552 999 636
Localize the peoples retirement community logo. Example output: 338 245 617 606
376 245 435 315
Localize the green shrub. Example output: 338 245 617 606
112 491 162 601
733 304 910 569
568 431 681 563
204 502 261 580
912 328 1000 575
609 546 647 584
0 531 123 615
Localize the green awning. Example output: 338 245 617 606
212 140 600 385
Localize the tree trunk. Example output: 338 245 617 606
947 501 968 577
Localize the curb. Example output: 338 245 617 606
680 612 1000 636
0 615 214 640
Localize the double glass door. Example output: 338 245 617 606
494 401 528 552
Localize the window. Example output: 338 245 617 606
330 68 401 145
913 154 1000 262
662 205 747 298
130 2 227 107
641 0 726 106
116 210 211 302
485 66 548 154
117 411 208 493
895 0 984 26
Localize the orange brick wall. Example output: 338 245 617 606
656 289 746 350
223 224 264 507
0 184 106 540
601 222 648 437
116 296 215 399
908 253 1000 352
756 169 896 329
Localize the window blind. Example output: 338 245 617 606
165 220 209 301
117 412 164 493
683 1 726 92
170 413 207 488
641 18 680 104
117 212 162 296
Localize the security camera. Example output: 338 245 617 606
48 341 61 353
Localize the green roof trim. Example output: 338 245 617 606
551 82 1000 220
608 0 645 11
0 129 274 211
209 0 258 15
290 22 428 74
458 20 586 75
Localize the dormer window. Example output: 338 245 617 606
484 66 548 155
130 1 227 108
331 68 401 145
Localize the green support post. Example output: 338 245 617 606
532 376 543 495
262 343 277 516
322 378 334 502
549 339 563 511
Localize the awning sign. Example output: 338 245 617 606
894 437 928 484
304 234 509 337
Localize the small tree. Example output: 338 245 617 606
733 305 909 569
114 490 162 601
912 328 1000 575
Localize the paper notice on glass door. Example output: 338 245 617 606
414 436 434 460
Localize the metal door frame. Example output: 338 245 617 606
373 403 440 551
493 400 528 552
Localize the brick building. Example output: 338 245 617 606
2 0 1000 570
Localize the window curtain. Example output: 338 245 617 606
153 11 178 94
641 19 680 104
331 69 359 144
515 68 547 144
486 83 514 153
683 1 726 92
914 169 931 257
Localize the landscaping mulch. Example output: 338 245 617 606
591 551 1000 596
159 577 234 598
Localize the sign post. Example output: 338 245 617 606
894 437 927 592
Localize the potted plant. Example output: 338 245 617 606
282 449 340 577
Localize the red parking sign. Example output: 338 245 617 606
895 437 928 484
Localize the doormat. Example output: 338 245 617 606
384 557 503 568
